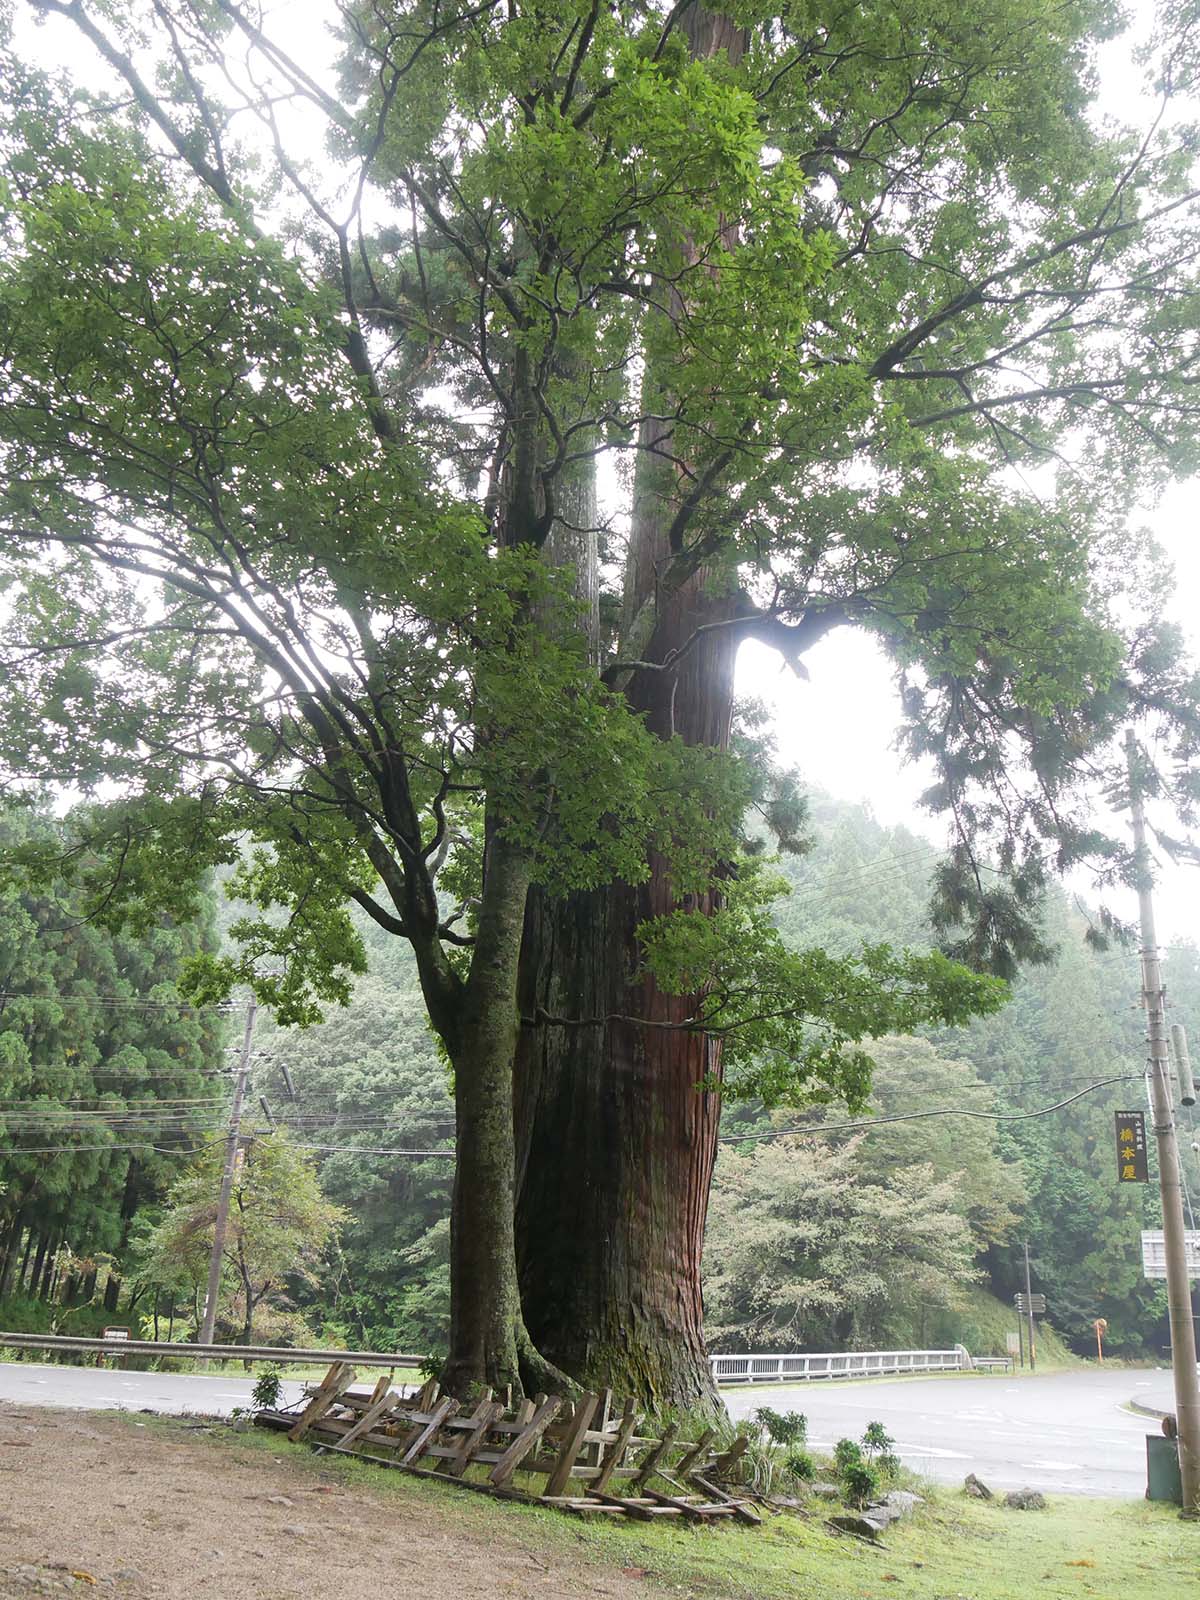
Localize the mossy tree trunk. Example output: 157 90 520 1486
440 824 568 1399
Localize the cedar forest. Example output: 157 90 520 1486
2 0 1200 1407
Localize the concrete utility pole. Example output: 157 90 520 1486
1126 729 1200 1515
1023 1240 1037 1374
198 997 256 1347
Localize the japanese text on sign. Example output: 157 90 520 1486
1115 1111 1148 1183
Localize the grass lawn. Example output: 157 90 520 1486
199 1417 1195 1600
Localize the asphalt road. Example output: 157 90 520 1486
0 1360 1177 1498
725 1367 1177 1498
0 1360 310 1417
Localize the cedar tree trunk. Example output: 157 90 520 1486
514 7 747 1407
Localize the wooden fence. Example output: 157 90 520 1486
256 1361 761 1526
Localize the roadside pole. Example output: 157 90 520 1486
1126 729 1200 1516
1023 1241 1037 1374
199 997 256 1348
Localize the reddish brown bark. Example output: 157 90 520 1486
514 4 747 1411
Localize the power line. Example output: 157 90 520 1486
278 1140 454 1158
0 996 242 1011
0 1133 232 1157
717 1074 1142 1144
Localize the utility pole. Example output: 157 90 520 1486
1126 728 1200 1516
199 997 256 1348
1023 1240 1037 1374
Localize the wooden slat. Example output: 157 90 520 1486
400 1395 460 1466
631 1422 678 1491
675 1427 714 1476
644 1486 735 1521
415 1377 440 1411
335 1383 400 1452
490 1397 562 1487
591 1397 639 1494
587 1387 613 1467
543 1391 599 1498
446 1393 501 1478
287 1362 356 1442
689 1473 763 1527
585 1488 679 1520
712 1434 751 1477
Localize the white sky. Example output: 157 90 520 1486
12 1 1199 941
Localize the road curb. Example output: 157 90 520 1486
1127 1395 1170 1422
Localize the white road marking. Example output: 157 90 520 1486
1024 1460 1084 1471
894 1443 970 1459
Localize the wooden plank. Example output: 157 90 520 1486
400 1395 460 1466
490 1396 562 1487
287 1362 356 1442
542 1391 599 1498
689 1473 763 1527
591 1397 639 1494
712 1434 751 1478
335 1383 400 1452
585 1488 679 1520
445 1393 500 1478
675 1427 714 1476
548 1499 628 1516
644 1486 736 1521
514 1396 536 1426
310 1442 533 1505
631 1422 678 1492
415 1377 440 1411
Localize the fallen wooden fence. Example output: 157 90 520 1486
256 1362 761 1527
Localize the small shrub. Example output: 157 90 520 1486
861 1420 894 1459
833 1437 862 1472
877 1451 901 1477
753 1406 808 1446
251 1365 283 1410
785 1447 816 1480
841 1460 881 1508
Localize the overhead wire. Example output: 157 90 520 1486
717 1073 1142 1144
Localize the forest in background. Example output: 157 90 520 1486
5 789 1190 1362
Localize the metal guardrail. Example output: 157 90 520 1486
710 1346 971 1384
0 1332 422 1367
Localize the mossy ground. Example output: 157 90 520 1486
180 1414 1194 1600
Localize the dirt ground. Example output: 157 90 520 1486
0 1407 652 1600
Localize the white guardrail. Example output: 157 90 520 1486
0 1332 421 1367
710 1346 971 1384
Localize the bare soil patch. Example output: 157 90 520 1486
0 1406 651 1600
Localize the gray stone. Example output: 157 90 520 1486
1004 1489 1047 1511
828 1513 888 1542
868 1490 923 1522
963 1473 993 1499
810 1482 841 1500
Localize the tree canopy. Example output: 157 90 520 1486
3 0 1200 1394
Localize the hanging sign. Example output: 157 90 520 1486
1115 1111 1148 1182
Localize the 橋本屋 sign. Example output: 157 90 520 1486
1115 1111 1149 1182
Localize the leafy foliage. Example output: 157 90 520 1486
134 1131 345 1343
706 1130 980 1350
0 803 227 1300
752 1406 808 1447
